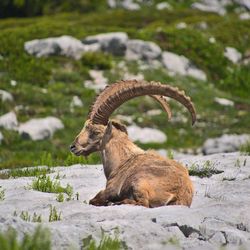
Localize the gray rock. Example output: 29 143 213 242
239 12 250 20
202 134 250 155
191 1 227 15
84 70 108 92
156 2 173 10
108 0 141 10
234 0 250 9
24 35 87 59
0 89 13 102
0 152 250 250
18 117 64 140
70 96 83 109
127 125 167 143
162 51 207 81
224 47 242 63
0 131 3 144
214 97 234 106
125 39 162 61
0 111 18 130
83 32 128 56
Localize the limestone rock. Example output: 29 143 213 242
0 131 3 144
202 134 250 155
127 125 167 143
125 39 162 61
0 111 18 130
156 2 173 10
84 70 108 92
214 97 234 106
224 47 242 64
83 32 128 56
70 96 83 108
24 35 87 59
0 89 13 102
191 1 227 15
18 117 64 140
239 12 250 20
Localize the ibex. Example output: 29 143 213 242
70 80 196 208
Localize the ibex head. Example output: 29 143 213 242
70 80 196 156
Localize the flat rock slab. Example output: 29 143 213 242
0 152 250 250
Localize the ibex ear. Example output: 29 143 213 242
102 121 113 146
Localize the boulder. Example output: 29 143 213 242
191 1 226 15
214 97 234 106
0 111 18 130
156 2 173 10
234 0 250 9
24 35 89 59
84 70 108 92
83 32 128 56
0 131 3 144
127 125 167 143
70 96 83 108
239 12 250 20
126 39 162 61
224 47 242 64
202 134 250 155
162 51 207 81
0 90 13 102
18 117 64 140
108 0 141 10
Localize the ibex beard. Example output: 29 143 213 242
70 80 196 208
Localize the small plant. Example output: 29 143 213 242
0 186 5 201
0 226 51 250
49 205 62 222
20 211 31 222
56 193 64 202
234 158 241 168
189 160 223 178
35 152 54 167
240 141 250 155
19 211 42 222
32 175 73 200
82 229 126 250
167 150 174 160
162 236 180 246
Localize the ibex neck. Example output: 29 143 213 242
101 132 144 179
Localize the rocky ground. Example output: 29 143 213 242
0 152 249 250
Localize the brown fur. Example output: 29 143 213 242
70 119 194 208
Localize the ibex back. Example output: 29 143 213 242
70 80 196 208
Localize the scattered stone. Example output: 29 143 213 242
202 134 250 155
0 131 3 144
146 109 162 116
115 114 134 124
84 70 108 92
108 0 140 10
214 97 234 107
176 22 187 29
0 89 13 102
235 0 250 9
162 51 207 81
125 39 162 61
24 35 88 59
83 32 128 56
122 72 144 81
196 21 208 30
239 12 250 20
209 37 216 44
10 80 17 86
70 96 83 108
191 1 226 15
156 2 173 10
224 47 242 64
127 125 167 143
18 117 64 140
0 111 18 130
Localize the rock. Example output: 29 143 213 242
0 152 250 249
83 32 128 56
24 35 87 59
224 47 242 63
0 131 3 144
18 117 64 140
10 80 17 86
191 1 226 15
70 96 83 108
127 125 167 143
156 2 173 10
115 114 134 124
176 22 187 29
125 39 162 61
0 89 13 102
239 12 250 20
108 0 141 10
122 72 144 81
208 37 216 44
196 21 208 30
84 70 108 92
234 0 250 9
162 51 207 81
0 111 18 130
202 134 250 155
146 109 162 116
214 97 234 106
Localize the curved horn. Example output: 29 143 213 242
88 80 196 125
150 95 172 120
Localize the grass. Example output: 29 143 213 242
31 175 73 198
189 160 224 178
18 211 42 223
82 230 126 250
240 141 250 155
0 226 51 250
0 7 249 169
0 186 5 201
49 205 62 222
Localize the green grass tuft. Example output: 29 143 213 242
49 205 62 222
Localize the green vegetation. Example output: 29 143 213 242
240 141 250 155
19 211 42 223
0 226 51 250
32 175 73 198
189 160 223 178
82 230 126 250
0 186 5 201
49 205 62 222
56 193 64 202
0 2 249 170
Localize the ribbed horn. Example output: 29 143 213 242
88 80 196 126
